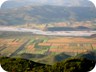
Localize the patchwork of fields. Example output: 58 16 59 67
0 36 96 57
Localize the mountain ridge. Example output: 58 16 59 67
0 5 96 26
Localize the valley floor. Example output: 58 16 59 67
0 26 96 36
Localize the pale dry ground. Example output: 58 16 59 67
0 26 96 36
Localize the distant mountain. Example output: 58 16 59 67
0 5 96 26
1 0 94 9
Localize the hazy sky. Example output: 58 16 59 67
12 0 93 6
0 0 95 8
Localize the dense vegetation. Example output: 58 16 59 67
0 57 95 72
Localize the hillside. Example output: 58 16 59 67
0 57 95 72
0 5 96 26
0 57 47 72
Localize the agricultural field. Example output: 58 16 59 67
0 31 96 64
0 38 28 56
0 35 96 56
